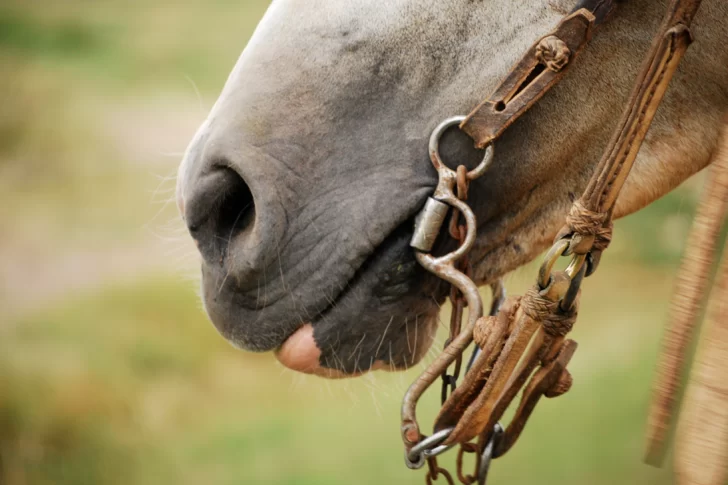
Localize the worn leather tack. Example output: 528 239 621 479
404 0 712 481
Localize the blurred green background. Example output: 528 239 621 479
0 1 705 484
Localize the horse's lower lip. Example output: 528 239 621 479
275 323 320 373
276 323 387 378
273 218 421 376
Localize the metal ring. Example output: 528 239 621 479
477 423 504 485
404 449 426 470
564 253 587 280
537 239 570 290
429 116 494 180
424 442 456 459
561 259 587 311
405 427 455 469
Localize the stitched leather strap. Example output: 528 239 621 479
559 0 702 272
460 0 619 149
578 10 697 216
559 0 706 468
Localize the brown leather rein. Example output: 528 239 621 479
401 0 704 483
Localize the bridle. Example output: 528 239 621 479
400 0 705 483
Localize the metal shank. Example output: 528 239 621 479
402 116 494 454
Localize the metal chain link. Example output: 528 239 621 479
427 457 456 485
456 442 479 484
440 166 472 405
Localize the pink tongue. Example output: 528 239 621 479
275 323 385 379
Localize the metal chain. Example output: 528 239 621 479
427 457 456 485
440 166 471 405
456 442 479 484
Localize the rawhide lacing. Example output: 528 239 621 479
521 284 578 338
535 36 571 72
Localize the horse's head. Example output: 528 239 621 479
176 0 712 377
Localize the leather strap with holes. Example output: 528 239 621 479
460 0 619 149
559 0 701 268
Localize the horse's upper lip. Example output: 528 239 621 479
281 214 420 335
200 188 431 355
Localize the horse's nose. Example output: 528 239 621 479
180 134 284 284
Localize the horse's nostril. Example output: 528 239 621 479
184 166 256 264
216 169 255 243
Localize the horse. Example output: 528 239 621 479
177 0 728 483
176 0 727 480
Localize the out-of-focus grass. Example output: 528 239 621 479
0 0 269 215
0 0 269 91
0 0 706 484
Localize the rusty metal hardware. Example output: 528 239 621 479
403 112 586 483
429 116 495 180
426 458 456 485
402 116 494 455
406 427 456 469
433 258 581 446
402 110 586 483
404 284 507 471
538 237 587 312
402 0 706 482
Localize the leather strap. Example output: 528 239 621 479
436 272 578 445
555 0 705 467
460 0 619 149
557 0 706 471
460 9 595 148
578 16 696 217
555 12 696 277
